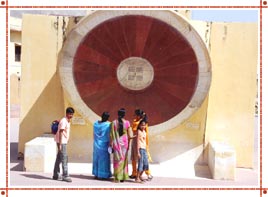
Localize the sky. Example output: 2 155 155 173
191 9 258 22
10 9 259 22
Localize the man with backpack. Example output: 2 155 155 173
52 107 75 182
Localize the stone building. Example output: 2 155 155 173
10 16 22 119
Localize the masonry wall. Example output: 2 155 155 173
18 14 66 153
17 13 258 171
205 22 258 168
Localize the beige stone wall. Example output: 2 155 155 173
10 16 22 31
9 30 22 72
10 31 21 43
18 14 95 161
10 74 20 105
18 14 66 153
205 22 258 168
10 18 22 117
62 99 94 162
10 16 22 70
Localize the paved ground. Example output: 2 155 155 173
9 110 259 188
9 163 258 187
9 142 259 188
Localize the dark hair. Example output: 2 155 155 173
142 112 148 123
101 112 110 122
118 108 126 118
135 109 143 117
135 109 148 123
138 119 147 130
66 107 75 114
118 108 125 136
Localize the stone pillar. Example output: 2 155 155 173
208 141 236 180
24 134 57 172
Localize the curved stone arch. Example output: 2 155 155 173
58 10 211 135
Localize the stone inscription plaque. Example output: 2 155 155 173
117 57 154 91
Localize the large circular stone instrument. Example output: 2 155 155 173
59 10 211 134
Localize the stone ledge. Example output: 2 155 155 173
208 141 236 180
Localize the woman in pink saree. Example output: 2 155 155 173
110 108 132 183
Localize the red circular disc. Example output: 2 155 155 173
73 15 198 126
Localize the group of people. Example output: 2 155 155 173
52 107 153 184
93 108 153 183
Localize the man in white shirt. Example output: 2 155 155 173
52 107 75 182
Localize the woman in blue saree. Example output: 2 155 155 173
92 112 112 179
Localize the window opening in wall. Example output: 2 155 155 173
15 44 21 62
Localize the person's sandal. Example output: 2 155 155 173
135 178 145 184
52 175 62 181
62 176 72 182
140 177 147 181
129 175 137 179
147 174 153 181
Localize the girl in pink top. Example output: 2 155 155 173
136 119 150 183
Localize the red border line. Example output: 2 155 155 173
5 0 9 196
2 188 268 191
5 188 266 190
0 5 262 9
259 0 263 196
3 3 266 196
